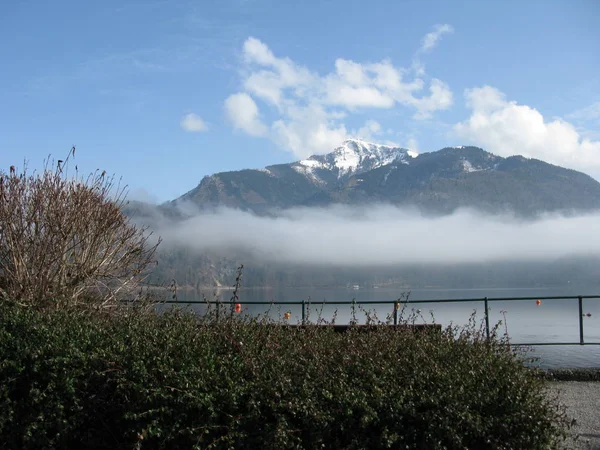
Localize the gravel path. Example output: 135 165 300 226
546 382 600 449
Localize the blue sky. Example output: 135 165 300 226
1 0 599 203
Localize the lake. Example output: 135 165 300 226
172 286 600 369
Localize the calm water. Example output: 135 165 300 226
173 286 600 369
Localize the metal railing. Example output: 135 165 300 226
159 294 600 347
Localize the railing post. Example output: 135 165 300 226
393 301 398 326
578 296 584 345
301 300 306 325
484 297 490 340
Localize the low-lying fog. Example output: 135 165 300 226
143 204 600 266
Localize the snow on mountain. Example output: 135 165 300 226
258 168 275 176
461 160 482 173
382 166 397 185
291 163 327 185
293 138 412 180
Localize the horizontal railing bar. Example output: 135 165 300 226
155 295 600 305
160 300 306 305
404 295 600 303
510 342 600 346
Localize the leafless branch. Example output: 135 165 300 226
0 147 161 310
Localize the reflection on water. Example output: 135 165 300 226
170 287 600 369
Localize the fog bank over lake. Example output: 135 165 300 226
152 205 600 266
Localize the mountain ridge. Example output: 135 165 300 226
170 139 600 217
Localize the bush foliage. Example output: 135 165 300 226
0 302 571 449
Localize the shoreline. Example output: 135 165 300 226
533 367 600 382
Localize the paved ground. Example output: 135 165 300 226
546 382 600 449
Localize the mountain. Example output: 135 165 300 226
172 139 600 217
174 139 412 214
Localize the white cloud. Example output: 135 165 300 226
180 113 208 132
325 83 395 109
407 137 419 153
243 37 277 66
454 86 600 173
356 120 381 140
355 120 382 141
242 37 315 108
323 58 429 111
224 92 268 137
272 104 349 158
567 101 600 122
410 78 453 119
244 71 284 106
335 59 370 85
420 24 454 53
225 30 454 158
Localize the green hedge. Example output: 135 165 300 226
0 303 571 449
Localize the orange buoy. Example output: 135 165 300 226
234 303 242 313
536 300 542 306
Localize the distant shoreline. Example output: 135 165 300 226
145 284 592 292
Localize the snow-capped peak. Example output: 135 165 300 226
295 138 412 179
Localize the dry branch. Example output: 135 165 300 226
0 147 161 309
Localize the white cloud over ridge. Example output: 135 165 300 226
355 120 383 142
420 24 454 53
224 92 268 137
567 101 600 123
226 27 454 159
454 86 600 173
155 205 600 266
180 113 208 132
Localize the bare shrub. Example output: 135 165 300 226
0 147 161 309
